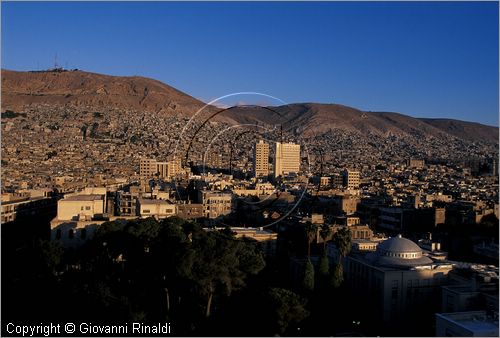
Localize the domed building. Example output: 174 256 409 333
344 235 454 326
367 234 433 268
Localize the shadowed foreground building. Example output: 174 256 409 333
343 235 454 327
435 311 499 336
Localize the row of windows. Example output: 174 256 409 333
142 209 175 214
382 251 420 259
206 200 230 204
1 215 15 223
80 206 91 211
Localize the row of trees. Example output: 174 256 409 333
302 224 352 293
3 216 315 336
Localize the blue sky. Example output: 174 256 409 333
2 1 498 126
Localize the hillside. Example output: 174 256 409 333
1 69 208 116
1 69 497 145
220 103 498 144
418 118 498 144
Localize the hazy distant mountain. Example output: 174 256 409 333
219 103 498 144
418 118 498 144
2 69 497 145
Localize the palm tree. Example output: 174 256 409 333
332 227 352 260
330 227 352 287
319 224 332 254
304 222 316 257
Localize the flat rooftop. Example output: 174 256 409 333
63 194 103 201
139 198 172 205
437 311 499 334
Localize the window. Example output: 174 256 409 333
69 229 74 239
85 206 91 210
81 206 84 211
143 209 150 213
391 287 398 299
56 229 62 240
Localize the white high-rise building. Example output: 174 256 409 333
274 142 300 177
254 140 269 177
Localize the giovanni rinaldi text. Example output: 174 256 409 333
5 322 171 336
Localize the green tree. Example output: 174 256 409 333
190 231 265 317
330 227 352 287
264 288 310 336
330 263 343 288
304 222 317 257
318 254 329 278
38 239 63 275
319 224 332 254
126 217 161 243
152 217 199 314
302 259 315 292
332 227 352 259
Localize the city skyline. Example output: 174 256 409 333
2 1 499 126
1 2 498 337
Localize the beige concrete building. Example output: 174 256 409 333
1 195 55 224
140 158 157 178
343 169 360 190
56 194 105 221
199 190 232 219
140 158 182 179
320 176 331 187
167 158 182 178
231 227 278 256
156 161 169 178
52 220 106 248
137 198 176 219
50 188 109 247
334 194 360 215
274 142 300 177
206 151 223 169
348 224 373 239
254 140 269 177
177 203 204 219
232 183 275 197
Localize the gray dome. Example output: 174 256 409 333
367 235 433 268
377 235 422 255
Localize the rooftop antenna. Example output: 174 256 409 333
54 53 59 69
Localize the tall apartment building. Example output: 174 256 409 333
254 140 269 177
140 158 157 178
343 169 360 190
167 158 182 178
274 142 300 177
140 158 182 179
